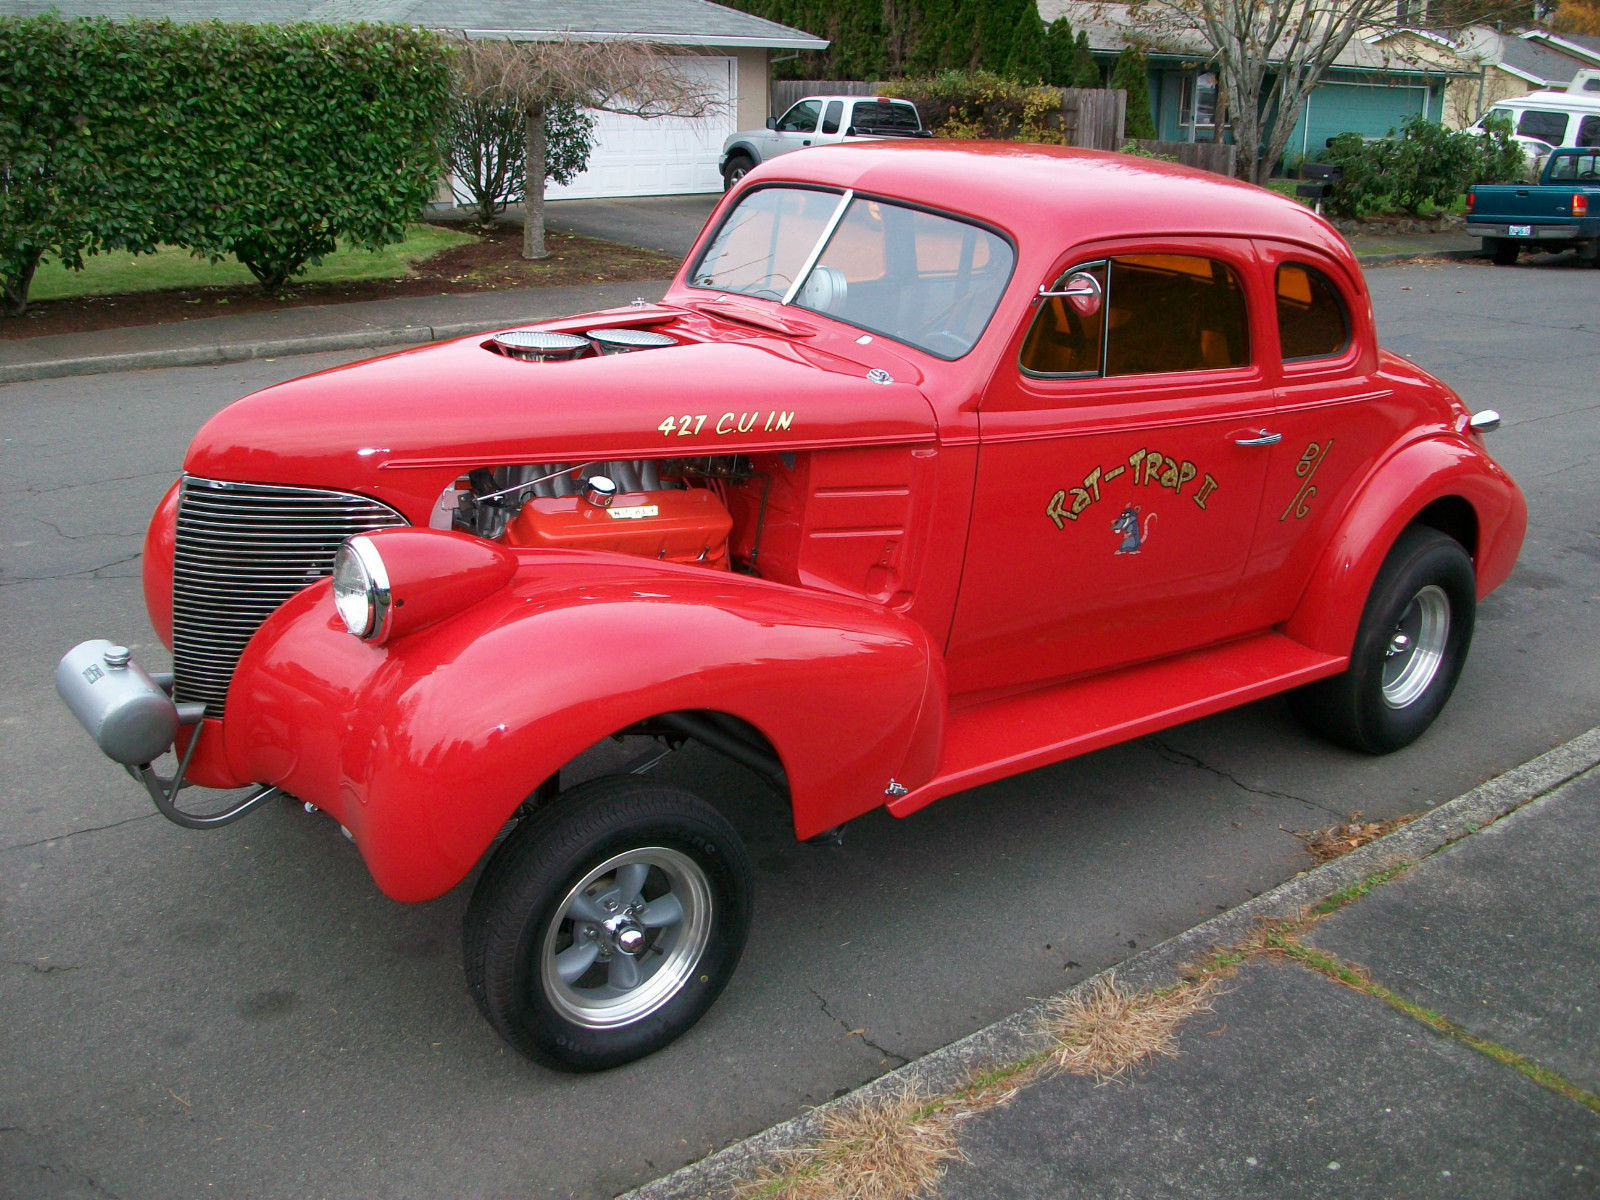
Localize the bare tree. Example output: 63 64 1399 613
452 37 723 258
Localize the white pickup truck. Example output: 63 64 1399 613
718 95 928 189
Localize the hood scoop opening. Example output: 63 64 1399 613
488 327 681 362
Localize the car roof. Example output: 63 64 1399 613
753 140 1350 255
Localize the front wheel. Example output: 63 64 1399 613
464 777 752 1071
1289 526 1476 754
722 154 754 191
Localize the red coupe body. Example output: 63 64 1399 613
118 143 1524 904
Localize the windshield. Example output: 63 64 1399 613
689 186 1015 358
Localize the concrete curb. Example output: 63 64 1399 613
0 251 1482 386
619 726 1600 1200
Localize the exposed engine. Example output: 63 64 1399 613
452 456 755 572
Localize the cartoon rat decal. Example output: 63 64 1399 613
1111 504 1156 555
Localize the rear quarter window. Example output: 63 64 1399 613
1276 264 1350 361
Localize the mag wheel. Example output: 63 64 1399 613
464 776 752 1071
1289 526 1476 755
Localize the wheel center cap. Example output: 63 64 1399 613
614 923 647 956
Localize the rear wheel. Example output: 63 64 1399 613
1488 239 1520 265
1289 527 1476 754
464 776 752 1071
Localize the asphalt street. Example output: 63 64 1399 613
1 257 1597 1198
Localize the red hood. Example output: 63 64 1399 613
184 306 939 521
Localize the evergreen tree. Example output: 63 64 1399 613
1111 46 1155 138
1043 17 1075 86
975 0 1019 71
1004 1 1049 82
1070 31 1101 89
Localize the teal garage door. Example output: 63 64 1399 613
1293 81 1429 159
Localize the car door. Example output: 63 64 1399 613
763 99 823 160
945 239 1277 696
1229 241 1401 631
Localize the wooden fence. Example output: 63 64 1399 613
770 81 1126 150
1131 139 1240 177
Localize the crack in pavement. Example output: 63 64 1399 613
6 959 82 975
1149 738 1345 819
0 552 142 587
806 987 909 1068
3 810 157 854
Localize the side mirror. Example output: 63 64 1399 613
765 118 776 130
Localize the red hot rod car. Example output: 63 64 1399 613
58 142 1525 1070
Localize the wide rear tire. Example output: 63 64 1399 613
1488 239 1520 265
1289 527 1476 755
464 776 752 1071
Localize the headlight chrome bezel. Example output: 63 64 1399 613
332 535 392 642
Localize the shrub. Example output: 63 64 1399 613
1110 48 1155 140
448 97 596 228
881 70 1066 142
1318 113 1527 218
0 16 454 309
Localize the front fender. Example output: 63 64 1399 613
1284 434 1526 657
226 550 942 901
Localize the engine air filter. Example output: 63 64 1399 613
587 328 679 355
492 330 591 361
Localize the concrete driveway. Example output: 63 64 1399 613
544 194 722 258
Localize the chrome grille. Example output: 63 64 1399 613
172 477 407 714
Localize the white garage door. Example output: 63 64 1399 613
547 56 736 200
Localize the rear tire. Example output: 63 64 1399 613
1488 239 1519 265
464 776 752 1071
1289 527 1476 755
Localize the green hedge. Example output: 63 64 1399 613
1317 113 1525 218
880 70 1067 142
0 16 454 311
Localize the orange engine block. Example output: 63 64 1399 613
502 487 733 570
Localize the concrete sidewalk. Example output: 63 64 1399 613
0 230 1482 387
629 728 1600 1200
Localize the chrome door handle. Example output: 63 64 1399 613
1234 430 1282 446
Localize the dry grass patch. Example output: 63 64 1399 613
1294 811 1417 864
734 1083 964 1200
1044 973 1218 1081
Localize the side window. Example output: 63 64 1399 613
821 101 843 135
1022 254 1249 377
1578 116 1600 149
1516 108 1566 145
777 100 821 133
1276 263 1351 361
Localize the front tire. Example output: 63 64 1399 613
722 154 754 192
464 777 752 1071
1289 527 1476 755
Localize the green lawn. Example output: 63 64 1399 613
29 224 477 301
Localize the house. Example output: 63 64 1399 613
1040 0 1472 165
1377 26 1600 126
0 0 827 199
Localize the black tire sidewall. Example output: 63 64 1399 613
722 155 752 191
1344 528 1476 753
468 779 751 1071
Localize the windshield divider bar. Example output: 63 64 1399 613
782 189 853 307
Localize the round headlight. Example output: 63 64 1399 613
331 536 391 641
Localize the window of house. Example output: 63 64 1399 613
1181 71 1218 138
1021 254 1249 378
1276 264 1350 361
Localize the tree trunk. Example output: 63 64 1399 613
2 248 40 317
523 101 548 261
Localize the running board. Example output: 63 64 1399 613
888 632 1346 819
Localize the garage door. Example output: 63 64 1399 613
547 56 736 200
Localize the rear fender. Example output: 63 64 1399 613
227 550 943 901
1284 435 1526 657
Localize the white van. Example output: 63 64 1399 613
1469 87 1600 170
